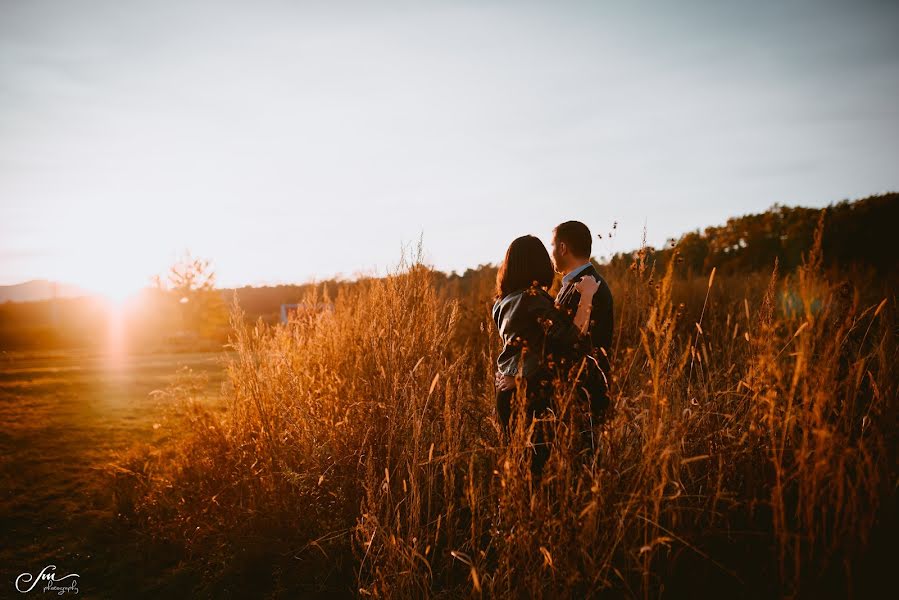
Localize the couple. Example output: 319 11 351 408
492 221 613 468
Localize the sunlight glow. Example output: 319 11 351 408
98 286 142 306
103 297 128 361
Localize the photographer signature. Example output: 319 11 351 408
15 565 80 595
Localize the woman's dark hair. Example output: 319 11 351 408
495 235 555 299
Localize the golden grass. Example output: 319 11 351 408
114 230 897 598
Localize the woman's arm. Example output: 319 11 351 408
526 278 600 359
572 275 600 335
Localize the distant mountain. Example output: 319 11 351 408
0 280 93 303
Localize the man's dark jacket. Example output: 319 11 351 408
554 264 614 415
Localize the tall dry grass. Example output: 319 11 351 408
115 230 897 598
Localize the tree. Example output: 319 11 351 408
162 251 228 342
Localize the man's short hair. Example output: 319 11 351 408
553 221 592 259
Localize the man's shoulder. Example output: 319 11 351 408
572 265 609 289
579 263 602 280
583 265 610 288
558 265 610 308
576 266 612 309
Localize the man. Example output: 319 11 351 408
550 220 613 420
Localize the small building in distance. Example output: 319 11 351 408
280 302 334 324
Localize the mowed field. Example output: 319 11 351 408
0 350 227 596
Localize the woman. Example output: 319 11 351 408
492 235 600 471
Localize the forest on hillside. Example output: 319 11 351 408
606 192 897 276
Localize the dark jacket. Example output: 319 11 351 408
492 286 587 381
554 264 613 377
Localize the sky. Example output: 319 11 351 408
1 0 897 296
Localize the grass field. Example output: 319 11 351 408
0 350 228 597
2 234 896 598
102 240 897 598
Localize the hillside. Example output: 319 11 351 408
0 279 92 303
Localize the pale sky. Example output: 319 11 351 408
1 0 897 296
